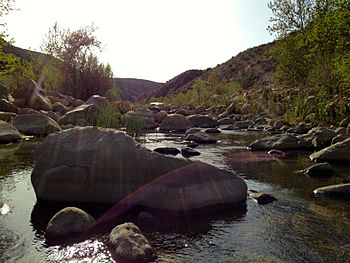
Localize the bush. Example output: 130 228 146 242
95 105 122 129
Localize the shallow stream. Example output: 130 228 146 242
1 131 350 262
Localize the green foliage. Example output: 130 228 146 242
267 0 314 37
124 114 145 138
95 105 122 129
152 71 240 111
41 23 116 100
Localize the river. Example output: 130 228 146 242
1 130 350 262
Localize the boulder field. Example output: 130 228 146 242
31 127 247 213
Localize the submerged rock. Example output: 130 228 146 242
46 207 95 239
31 127 189 203
108 222 154 262
181 147 200 157
251 192 277 205
310 137 350 163
314 183 350 199
153 147 180 155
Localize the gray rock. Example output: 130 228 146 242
108 222 154 262
288 122 311 134
84 95 109 111
217 117 234 125
310 137 350 163
159 114 193 131
13 114 61 136
154 110 167 123
204 128 221 134
46 207 95 239
186 127 202 134
331 134 350 145
52 102 69 115
249 134 312 151
0 99 19 113
14 79 52 111
299 126 336 148
185 131 217 144
251 192 277 205
187 114 217 128
31 127 190 203
314 183 350 199
235 120 254 129
0 121 22 143
59 104 100 126
0 111 15 122
91 162 247 224
303 162 335 177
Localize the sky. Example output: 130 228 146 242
5 0 274 83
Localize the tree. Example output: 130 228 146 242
41 23 115 100
0 0 16 77
267 0 315 37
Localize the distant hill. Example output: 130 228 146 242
3 44 60 67
143 42 275 101
114 78 163 101
141 69 205 100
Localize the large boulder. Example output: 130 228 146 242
13 79 53 111
108 223 154 262
187 114 217 128
249 134 313 151
13 114 61 136
159 114 193 131
45 207 95 239
310 137 350 163
85 95 109 111
0 99 19 113
0 121 22 143
31 127 190 203
91 161 247 230
59 104 100 126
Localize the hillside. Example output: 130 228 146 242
143 42 275 101
141 69 205 100
114 78 162 101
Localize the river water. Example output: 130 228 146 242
1 130 350 262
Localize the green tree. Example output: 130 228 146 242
267 0 315 37
0 0 16 77
41 23 115 100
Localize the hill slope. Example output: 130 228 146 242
143 42 275 100
114 78 162 101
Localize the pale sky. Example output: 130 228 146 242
5 0 273 83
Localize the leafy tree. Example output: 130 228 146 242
41 23 115 100
0 0 16 77
267 0 315 37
